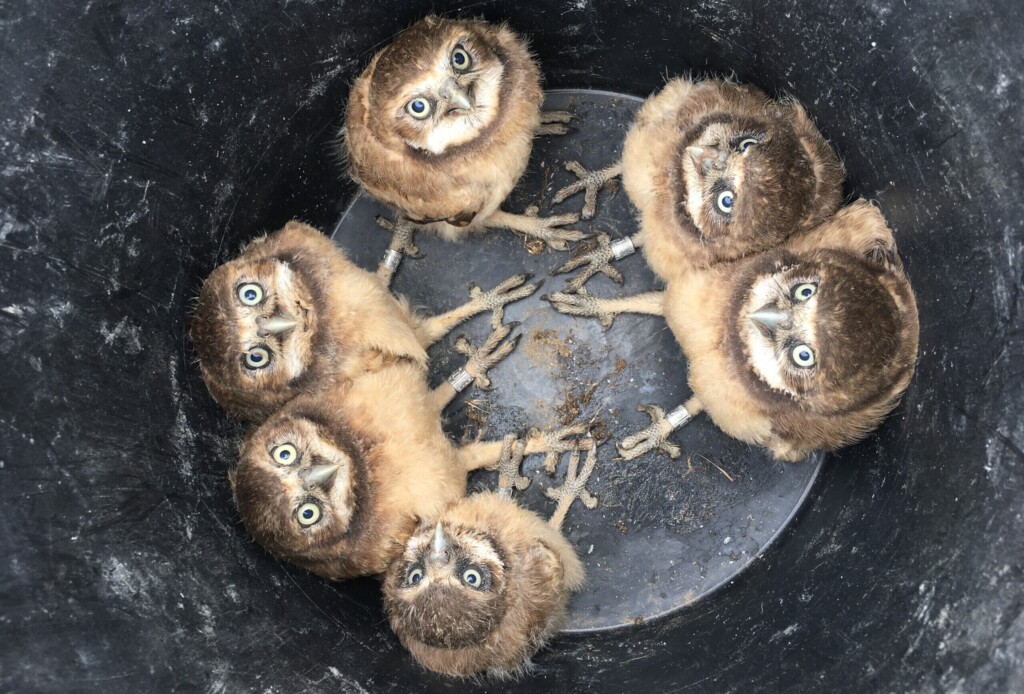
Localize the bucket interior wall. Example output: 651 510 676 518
2 0 1022 691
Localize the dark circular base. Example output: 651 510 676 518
332 89 822 632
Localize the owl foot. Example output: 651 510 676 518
524 422 595 475
544 287 618 328
453 321 522 390
495 434 531 499
545 441 599 529
487 207 588 252
551 232 637 293
552 161 622 220
616 403 694 460
468 273 541 328
375 216 421 286
536 110 574 136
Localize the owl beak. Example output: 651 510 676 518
686 145 728 172
427 523 451 567
257 314 297 337
748 304 793 335
303 464 339 489
440 81 473 113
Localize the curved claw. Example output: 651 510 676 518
496 434 531 499
454 322 521 391
545 288 616 328
552 161 623 220
550 232 627 293
616 404 682 460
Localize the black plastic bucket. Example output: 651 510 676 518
2 1 1022 691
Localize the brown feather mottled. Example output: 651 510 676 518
231 361 479 579
383 492 584 678
621 76 845 279
342 16 543 240
190 221 427 421
667 199 919 461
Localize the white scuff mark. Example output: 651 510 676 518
99 316 144 354
2 304 27 317
101 556 156 603
995 73 1011 96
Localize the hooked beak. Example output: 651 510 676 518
686 145 728 172
440 80 473 112
748 304 793 334
303 463 339 489
427 523 450 567
257 314 297 337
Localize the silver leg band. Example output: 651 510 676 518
447 368 474 392
381 249 402 271
610 236 636 260
665 404 692 429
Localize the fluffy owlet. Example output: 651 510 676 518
552 200 919 462
230 345 592 580
551 76 844 289
190 220 537 421
343 16 583 250
383 440 598 678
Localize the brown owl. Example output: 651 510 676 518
343 16 583 250
229 330 592 579
383 440 598 678
190 220 537 421
552 76 844 290
554 200 919 462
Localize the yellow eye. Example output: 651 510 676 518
716 190 735 214
792 283 817 301
451 46 472 71
271 443 297 465
244 347 271 370
297 502 321 527
406 566 424 585
462 568 483 587
237 283 264 306
791 344 816 368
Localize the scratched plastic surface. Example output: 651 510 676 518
3 1 1022 692
334 89 822 632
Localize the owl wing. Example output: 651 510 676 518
777 97 845 229
783 199 900 271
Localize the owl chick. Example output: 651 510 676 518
191 220 537 421
343 15 584 252
551 76 844 290
229 328 592 579
384 438 598 678
554 200 919 462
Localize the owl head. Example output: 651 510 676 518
363 16 516 155
730 247 916 417
676 105 818 261
229 395 378 578
191 223 334 421
384 493 576 677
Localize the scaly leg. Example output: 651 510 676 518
429 322 522 411
486 206 588 252
415 273 539 347
545 289 665 328
552 161 623 220
616 397 704 461
457 422 594 484
536 110 574 136
546 443 600 529
551 231 641 293
374 216 420 287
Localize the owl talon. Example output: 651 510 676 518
524 423 594 475
545 442 600 529
616 403 693 460
536 110 574 136
495 434 531 499
545 288 617 328
488 207 588 251
552 161 623 220
454 322 521 390
467 273 541 328
375 216 421 286
551 232 630 293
